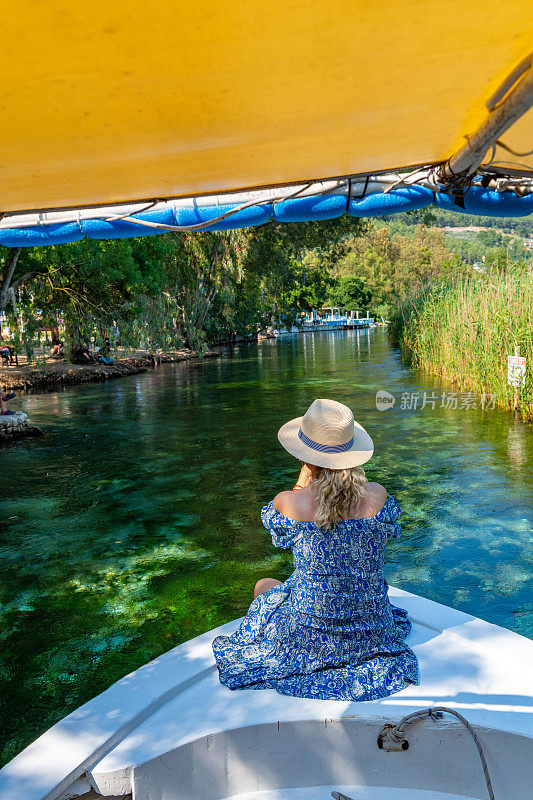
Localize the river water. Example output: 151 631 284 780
1 329 532 763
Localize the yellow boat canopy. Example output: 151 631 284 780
2 1 533 216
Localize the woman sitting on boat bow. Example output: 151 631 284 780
213 398 419 700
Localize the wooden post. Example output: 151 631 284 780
514 345 520 411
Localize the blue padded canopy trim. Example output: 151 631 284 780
79 207 177 240
273 193 348 222
0 186 531 247
434 185 533 217
173 203 271 231
348 185 434 216
0 223 84 247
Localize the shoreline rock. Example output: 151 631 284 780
0 411 44 445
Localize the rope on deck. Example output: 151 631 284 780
333 705 496 800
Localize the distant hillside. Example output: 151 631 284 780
396 207 533 237
378 207 533 266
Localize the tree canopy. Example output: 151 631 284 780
1 208 528 358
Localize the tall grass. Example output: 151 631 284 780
388 267 533 420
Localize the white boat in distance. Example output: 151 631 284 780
0 587 531 800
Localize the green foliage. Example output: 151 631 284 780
395 206 533 237
327 275 372 310
1 217 369 355
3 206 530 358
332 225 465 318
238 217 367 326
388 265 533 420
384 207 532 268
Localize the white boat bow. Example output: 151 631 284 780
0 587 531 800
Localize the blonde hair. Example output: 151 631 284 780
313 467 368 529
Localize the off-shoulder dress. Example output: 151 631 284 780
212 494 419 700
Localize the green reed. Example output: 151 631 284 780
389 266 533 420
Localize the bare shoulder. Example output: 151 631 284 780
367 481 387 497
366 482 388 514
273 488 315 522
273 490 296 516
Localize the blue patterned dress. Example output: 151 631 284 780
212 494 419 700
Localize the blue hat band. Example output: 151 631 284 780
298 428 354 453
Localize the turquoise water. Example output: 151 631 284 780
1 329 532 764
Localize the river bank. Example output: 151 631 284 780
388 269 533 421
0 348 221 393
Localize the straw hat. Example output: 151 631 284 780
277 398 374 469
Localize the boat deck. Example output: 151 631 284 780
225 789 476 800
73 786 478 800
86 588 532 799
2 588 531 800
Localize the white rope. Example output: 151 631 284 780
105 181 347 232
381 166 434 194
103 200 160 223
394 707 495 800
2 168 532 234
333 706 496 800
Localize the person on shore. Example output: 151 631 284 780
213 398 419 700
96 351 115 365
49 339 65 359
0 345 15 366
1 392 17 415
72 341 94 364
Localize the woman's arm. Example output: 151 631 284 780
273 464 317 520
294 463 314 490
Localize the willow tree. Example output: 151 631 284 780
0 214 369 355
0 247 47 318
155 230 248 350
